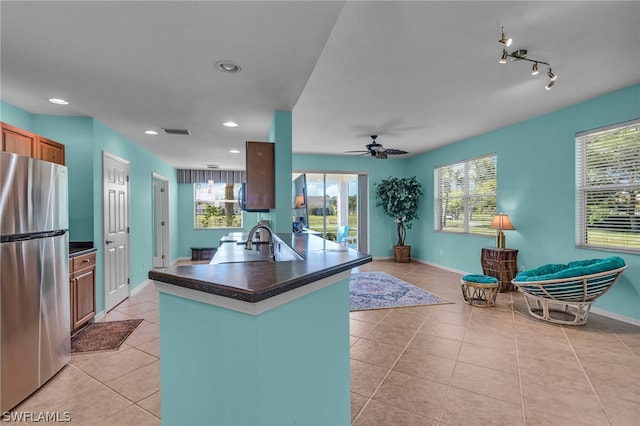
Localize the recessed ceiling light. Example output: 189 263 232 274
48 98 69 105
229 149 240 154
215 61 241 73
144 130 158 135
223 121 239 128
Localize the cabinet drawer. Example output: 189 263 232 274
72 252 96 272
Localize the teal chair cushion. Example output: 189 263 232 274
514 256 625 282
462 274 498 284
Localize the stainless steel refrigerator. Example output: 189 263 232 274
0 151 70 413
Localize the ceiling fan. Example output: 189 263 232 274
345 135 408 159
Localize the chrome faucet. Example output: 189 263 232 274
245 224 275 261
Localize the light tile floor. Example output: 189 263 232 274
5 259 640 425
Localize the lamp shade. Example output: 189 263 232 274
294 194 305 209
489 214 515 231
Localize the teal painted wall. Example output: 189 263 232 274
1 101 33 129
266 110 293 233
0 101 178 314
405 84 640 320
33 115 95 241
159 277 351 425
292 153 406 257
4 83 639 320
91 120 178 311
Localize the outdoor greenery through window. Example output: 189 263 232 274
435 154 497 235
576 119 640 252
194 181 243 229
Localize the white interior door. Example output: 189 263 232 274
103 152 130 312
152 173 169 267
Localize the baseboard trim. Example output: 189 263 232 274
371 257 640 327
172 256 191 266
591 307 640 327
132 279 154 296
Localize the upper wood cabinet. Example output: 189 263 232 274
37 136 65 165
245 141 275 211
2 122 37 158
1 122 65 165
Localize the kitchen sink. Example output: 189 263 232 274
211 236 303 264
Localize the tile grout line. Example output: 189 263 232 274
351 309 437 424
350 307 394 424
560 325 613 426
434 299 480 424
511 291 528 426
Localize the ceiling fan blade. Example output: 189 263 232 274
384 148 408 155
375 152 388 159
344 150 370 153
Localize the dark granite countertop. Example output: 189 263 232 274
69 241 96 258
148 233 372 303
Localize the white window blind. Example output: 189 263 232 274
435 154 497 235
576 118 640 252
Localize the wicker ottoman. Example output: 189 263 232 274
461 274 499 307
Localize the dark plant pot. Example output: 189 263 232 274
394 245 411 263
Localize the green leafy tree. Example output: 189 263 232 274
225 183 235 227
375 176 423 246
201 204 223 227
348 195 357 214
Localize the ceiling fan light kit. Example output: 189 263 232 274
345 135 409 160
498 27 557 90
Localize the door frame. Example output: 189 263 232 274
152 172 170 267
102 151 131 312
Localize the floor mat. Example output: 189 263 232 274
71 319 144 353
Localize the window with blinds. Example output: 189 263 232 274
435 154 497 235
194 182 243 229
576 118 640 252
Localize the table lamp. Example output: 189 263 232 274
294 194 305 209
489 213 515 248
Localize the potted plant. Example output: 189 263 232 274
375 176 423 262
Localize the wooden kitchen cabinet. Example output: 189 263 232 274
1 122 65 165
1 122 37 158
69 251 96 333
37 136 65 165
245 141 275 210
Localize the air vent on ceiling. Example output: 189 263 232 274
162 128 191 136
207 164 220 169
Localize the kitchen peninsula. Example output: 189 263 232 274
149 233 371 426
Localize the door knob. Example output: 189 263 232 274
105 240 114 244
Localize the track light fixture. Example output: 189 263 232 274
499 49 508 64
498 26 512 47
497 27 557 90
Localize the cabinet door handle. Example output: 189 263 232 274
82 259 90 263
105 240 114 245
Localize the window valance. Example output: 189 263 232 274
177 169 246 184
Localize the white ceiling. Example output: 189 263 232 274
2 1 639 171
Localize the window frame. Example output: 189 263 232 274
576 118 640 253
193 182 244 230
434 153 497 236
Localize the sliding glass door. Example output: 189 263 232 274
297 172 367 251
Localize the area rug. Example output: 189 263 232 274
350 271 451 311
71 319 144 354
